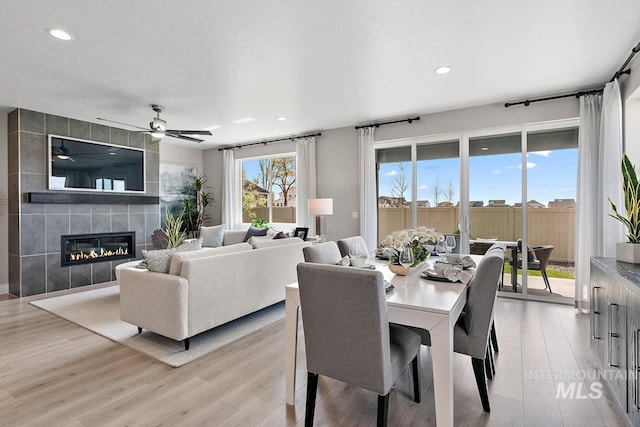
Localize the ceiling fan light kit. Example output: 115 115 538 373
97 104 212 143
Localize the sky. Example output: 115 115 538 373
378 148 578 206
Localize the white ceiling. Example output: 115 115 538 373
1 0 639 149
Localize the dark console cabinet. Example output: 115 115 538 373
591 257 640 426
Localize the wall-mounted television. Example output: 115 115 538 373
48 135 145 193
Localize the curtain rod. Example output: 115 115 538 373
505 39 639 108
218 132 321 151
504 88 605 108
354 116 420 130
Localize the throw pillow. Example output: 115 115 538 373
243 226 268 242
273 231 288 239
200 224 225 247
142 248 176 273
176 238 203 252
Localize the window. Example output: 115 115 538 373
241 154 296 225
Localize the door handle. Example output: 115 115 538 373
591 286 602 339
608 302 620 368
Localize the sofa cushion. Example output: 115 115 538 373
201 225 225 247
176 238 203 252
142 248 176 273
223 230 247 246
243 226 268 242
249 236 303 249
169 243 253 276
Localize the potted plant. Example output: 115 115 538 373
380 226 444 275
609 153 640 263
181 175 213 238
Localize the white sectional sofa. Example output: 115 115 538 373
118 231 310 349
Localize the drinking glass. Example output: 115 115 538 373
435 241 447 259
349 242 367 267
445 235 457 254
399 245 414 286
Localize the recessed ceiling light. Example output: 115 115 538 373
205 124 221 131
276 116 287 121
232 117 255 124
481 147 489 151
434 66 452 74
47 28 74 41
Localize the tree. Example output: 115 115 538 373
272 156 296 206
390 163 409 203
181 175 213 238
258 159 276 206
242 169 261 220
445 180 455 204
432 176 444 206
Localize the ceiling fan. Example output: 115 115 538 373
52 140 75 162
97 104 212 143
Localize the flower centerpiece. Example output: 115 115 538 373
380 226 445 273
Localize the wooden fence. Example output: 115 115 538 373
243 207 296 224
378 206 575 263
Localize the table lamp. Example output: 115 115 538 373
308 198 333 240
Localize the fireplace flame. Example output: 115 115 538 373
69 246 128 261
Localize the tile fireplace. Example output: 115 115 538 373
61 232 136 267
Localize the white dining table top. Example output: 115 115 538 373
380 254 481 315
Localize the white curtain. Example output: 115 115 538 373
295 136 317 234
222 149 237 229
359 127 377 251
599 80 625 257
575 94 602 310
575 80 625 311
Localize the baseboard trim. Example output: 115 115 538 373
0 283 8 295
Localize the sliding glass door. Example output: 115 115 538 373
375 119 579 303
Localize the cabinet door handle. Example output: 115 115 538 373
608 303 621 368
636 329 640 411
591 286 602 339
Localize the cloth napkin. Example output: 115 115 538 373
444 265 474 284
460 256 476 269
336 255 351 266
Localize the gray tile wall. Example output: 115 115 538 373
7 108 160 297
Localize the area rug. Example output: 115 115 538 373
30 285 284 368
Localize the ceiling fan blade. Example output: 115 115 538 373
165 132 204 143
96 117 150 132
166 129 213 136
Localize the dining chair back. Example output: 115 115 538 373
337 236 369 258
302 241 342 264
297 263 421 426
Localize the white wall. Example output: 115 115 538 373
622 54 640 164
0 112 7 291
202 98 580 243
159 142 204 173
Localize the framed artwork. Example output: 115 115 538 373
159 162 197 227
294 227 309 241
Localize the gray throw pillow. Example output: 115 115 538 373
273 231 288 239
176 238 203 252
200 224 225 247
142 248 176 273
243 226 268 242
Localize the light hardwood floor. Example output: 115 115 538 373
0 288 630 426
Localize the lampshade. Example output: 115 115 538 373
308 198 333 216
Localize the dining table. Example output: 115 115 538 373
284 254 483 427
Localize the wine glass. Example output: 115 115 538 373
435 241 447 259
445 235 457 255
349 241 367 267
399 245 414 286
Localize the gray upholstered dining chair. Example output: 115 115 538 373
297 263 422 427
406 248 504 412
302 241 343 264
337 235 369 258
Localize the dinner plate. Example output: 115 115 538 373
421 269 452 282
